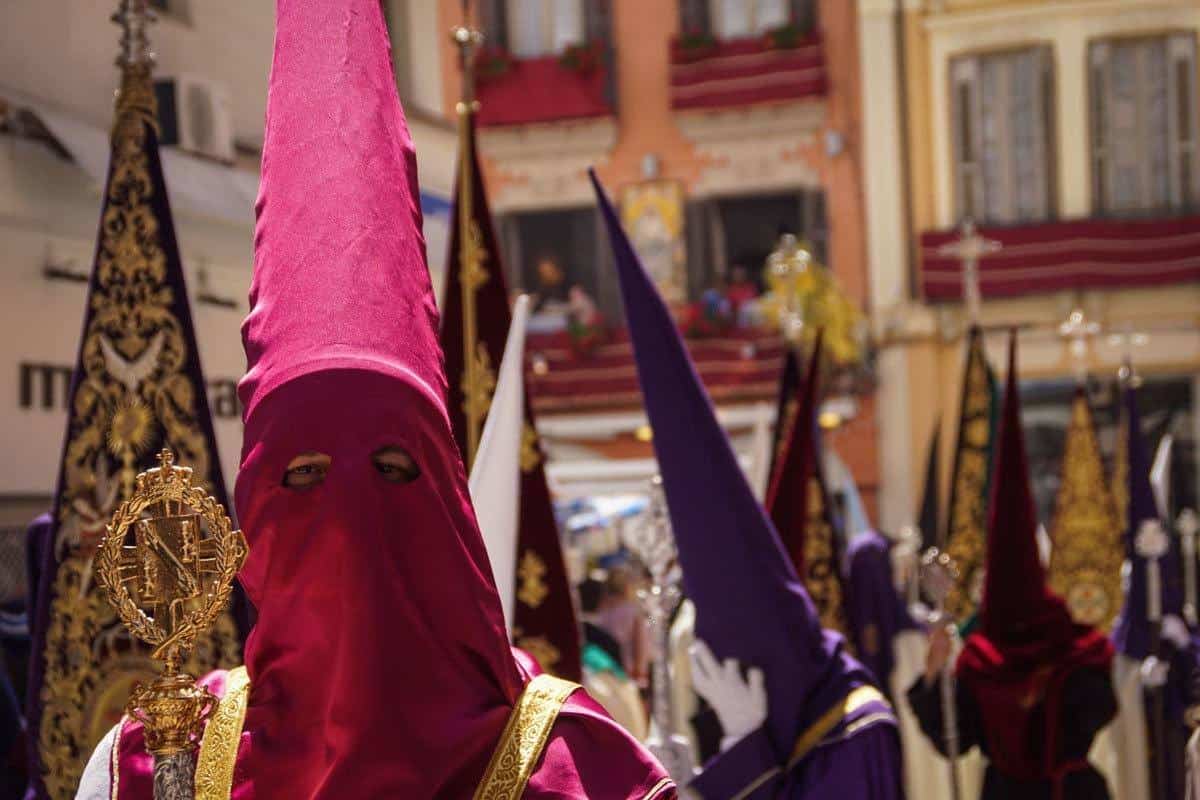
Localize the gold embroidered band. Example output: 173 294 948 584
474 674 580 800
194 666 251 800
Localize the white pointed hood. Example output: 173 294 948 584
469 294 531 629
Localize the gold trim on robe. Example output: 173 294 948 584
474 674 580 800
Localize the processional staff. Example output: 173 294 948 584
1136 518 1171 800
920 548 962 800
936 218 1001 326
1179 509 1199 628
451 6 490 470
97 450 247 800
623 476 699 785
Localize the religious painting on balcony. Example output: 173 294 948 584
619 179 687 305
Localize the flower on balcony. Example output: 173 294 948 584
558 41 603 74
675 29 718 63
476 46 515 83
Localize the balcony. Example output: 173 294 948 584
920 215 1200 301
526 328 784 414
475 44 615 128
668 30 826 112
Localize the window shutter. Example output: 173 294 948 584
1089 41 1112 213
1166 33 1199 209
678 0 711 36
790 0 816 32
950 56 984 222
684 200 712 302
592 208 623 321
479 0 509 51
583 0 611 43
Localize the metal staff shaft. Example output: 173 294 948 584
920 548 962 800
936 616 962 800
1147 557 1169 800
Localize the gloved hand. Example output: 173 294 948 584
1142 655 1170 689
1163 614 1192 650
690 639 767 752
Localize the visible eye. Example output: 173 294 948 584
282 452 331 490
372 446 421 484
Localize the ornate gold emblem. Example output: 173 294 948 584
803 478 850 638
514 632 561 673
1047 394 1123 630
96 449 247 756
516 549 549 609
36 41 240 797
519 423 542 474
944 330 995 622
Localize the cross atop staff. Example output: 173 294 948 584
937 219 1001 325
1058 308 1101 381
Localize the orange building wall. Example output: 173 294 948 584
435 0 878 510
437 0 868 307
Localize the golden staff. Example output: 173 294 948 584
452 13 493 470
96 450 247 800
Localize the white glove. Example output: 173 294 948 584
690 639 767 752
1141 655 1170 689
1163 615 1192 650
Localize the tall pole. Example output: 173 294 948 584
1180 509 1199 628
452 12 490 470
1137 519 1170 800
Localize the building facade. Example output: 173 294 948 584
414 0 880 512
860 0 1200 531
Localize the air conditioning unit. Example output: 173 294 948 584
154 74 235 163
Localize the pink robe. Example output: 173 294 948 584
103 669 674 799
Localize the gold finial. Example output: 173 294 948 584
111 0 160 133
113 0 156 69
97 448 247 758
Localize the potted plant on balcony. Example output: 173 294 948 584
559 41 603 74
675 28 718 63
764 21 811 51
476 45 515 82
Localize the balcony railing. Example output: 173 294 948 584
920 215 1200 300
526 328 783 414
475 43 615 127
668 30 826 112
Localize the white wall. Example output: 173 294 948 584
0 0 275 147
0 1 455 501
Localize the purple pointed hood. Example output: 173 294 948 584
590 170 871 749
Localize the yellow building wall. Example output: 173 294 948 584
896 0 1200 527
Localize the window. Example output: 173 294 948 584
481 0 610 58
679 0 816 39
498 207 621 321
951 46 1056 224
685 189 828 300
1090 33 1199 215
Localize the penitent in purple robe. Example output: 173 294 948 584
846 531 921 694
592 170 904 800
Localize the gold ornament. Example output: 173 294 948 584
944 329 995 623
1047 394 1123 630
96 449 247 756
516 549 549 609
758 236 864 367
803 478 850 639
37 40 240 795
